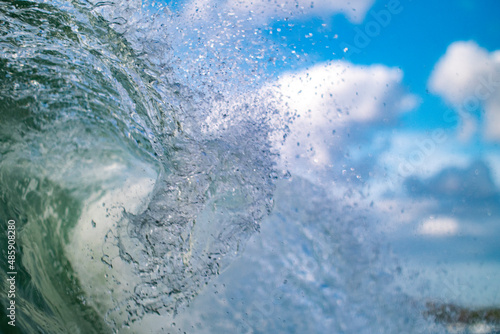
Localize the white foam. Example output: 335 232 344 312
65 160 158 330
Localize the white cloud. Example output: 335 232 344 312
183 0 375 24
485 152 500 189
377 130 471 180
278 62 414 122
417 216 459 237
428 41 495 105
270 61 417 178
484 91 500 140
428 41 500 141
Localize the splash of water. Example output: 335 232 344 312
0 0 453 333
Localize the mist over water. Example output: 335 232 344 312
0 0 469 333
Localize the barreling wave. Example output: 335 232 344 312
0 0 276 332
0 0 462 333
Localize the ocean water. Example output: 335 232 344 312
0 0 485 333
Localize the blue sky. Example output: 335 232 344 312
261 0 500 129
149 0 500 305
